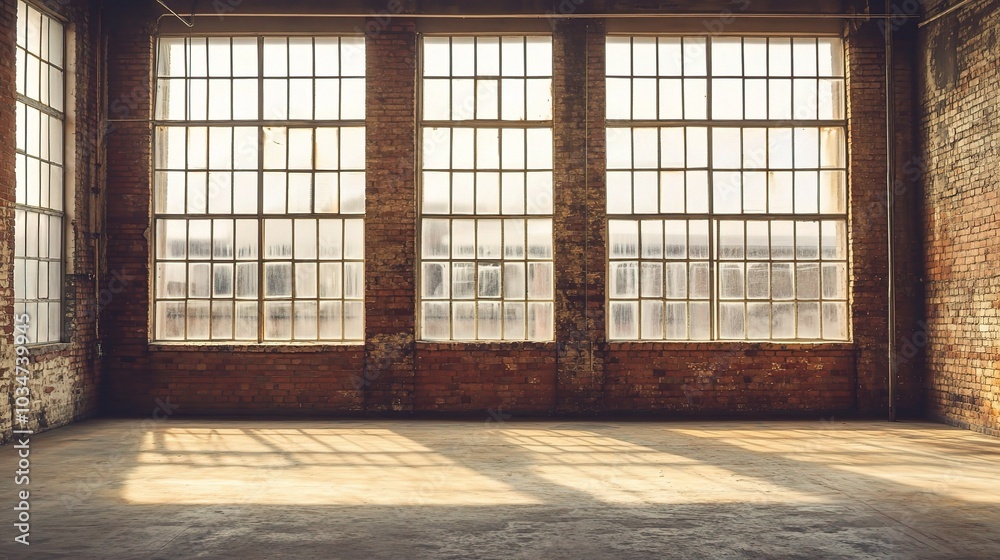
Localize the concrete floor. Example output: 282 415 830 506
1 419 999 559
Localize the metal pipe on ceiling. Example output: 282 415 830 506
918 0 975 28
156 0 193 27
156 12 920 21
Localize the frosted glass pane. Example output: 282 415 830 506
820 171 846 214
798 302 820 338
477 220 502 259
264 263 292 298
664 221 686 258
423 128 450 169
747 303 771 339
687 171 709 214
610 262 638 298
478 303 502 340
526 172 553 215
719 221 744 259
607 79 631 120
232 38 258 77
235 302 258 340
341 172 365 214
156 262 187 298
213 263 234 298
265 219 292 258
606 37 631 76
772 263 795 300
319 219 344 259
712 38 742 76
471 128 499 170
747 262 770 299
423 38 450 77
501 129 525 169
453 302 476 339
720 303 746 339
452 172 474 214
527 262 553 299
476 80 499 120
526 79 552 120
451 38 474 76
422 262 449 299
684 79 707 119
452 79 475 120
526 129 552 171
422 219 450 258
315 79 340 120
235 220 258 260
641 300 664 340
294 301 318 340
689 220 710 259
343 301 364 340
423 172 449 213
319 301 343 340
157 302 186 340
208 79 231 120
263 127 287 169
690 262 710 299
665 262 687 299
501 78 525 120
820 127 845 168
664 303 687 340
476 173 500 214
607 171 632 214
527 302 553 341
793 38 818 76
452 262 475 299
796 221 820 259
288 128 313 169
797 263 820 300
504 219 525 259
342 79 366 120
263 38 288 77
744 172 767 213
641 262 663 298
188 220 212 259
690 302 711 340
187 300 211 339
296 263 318 298
712 79 743 119
422 302 450 340
478 263 501 298
477 38 501 75
294 219 317 259
641 220 663 258
320 263 343 299
609 301 638 340
500 172 528 214
452 220 475 258
793 79 818 119
344 219 364 260
769 80 792 120
822 263 848 300
822 302 848 340
503 262 526 298
634 172 658 214
609 220 638 258
720 263 745 299
526 219 552 259
504 303 526 340
235 263 258 299
771 221 794 259
212 301 233 340
264 302 292 340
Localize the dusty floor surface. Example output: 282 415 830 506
1 418 998 559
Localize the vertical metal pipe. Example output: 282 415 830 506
885 0 897 421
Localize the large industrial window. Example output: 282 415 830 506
606 36 849 341
152 36 365 342
419 36 555 341
14 0 65 345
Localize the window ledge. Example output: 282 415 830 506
147 342 364 353
22 342 73 357
605 341 855 351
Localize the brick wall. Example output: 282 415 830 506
919 0 1000 437
0 0 102 443
99 1 909 420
